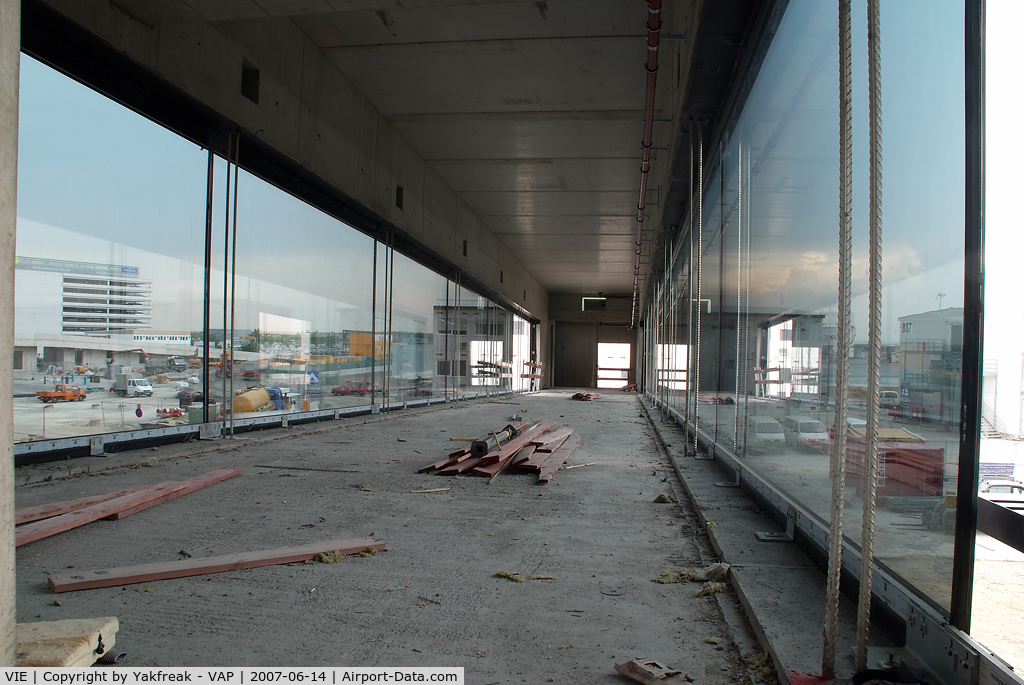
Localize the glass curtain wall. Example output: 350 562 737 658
645 0 968 626
14 55 208 439
13 56 525 445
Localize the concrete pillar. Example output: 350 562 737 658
0 0 17 666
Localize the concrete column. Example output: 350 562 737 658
0 0 18 666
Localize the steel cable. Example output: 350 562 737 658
822 0 854 676
856 0 883 669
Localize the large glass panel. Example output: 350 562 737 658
657 0 966 617
15 56 207 440
695 156 723 438
740 0 963 612
389 251 445 404
230 168 375 417
973 0 1024 667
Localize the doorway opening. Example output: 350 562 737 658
597 343 631 389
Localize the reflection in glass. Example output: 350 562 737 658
645 0 966 616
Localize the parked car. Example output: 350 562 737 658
880 390 900 408
747 416 785 451
979 479 1024 495
782 415 829 452
331 381 370 396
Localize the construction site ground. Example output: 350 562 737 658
10 389 927 680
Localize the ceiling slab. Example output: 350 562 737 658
389 111 647 161
323 38 648 116
468 191 641 218
482 215 636 236
430 158 638 193
296 1 651 48
497 234 636 251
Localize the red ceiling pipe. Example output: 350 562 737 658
631 0 662 329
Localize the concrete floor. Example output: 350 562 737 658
13 390 770 680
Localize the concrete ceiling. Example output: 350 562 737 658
108 0 693 296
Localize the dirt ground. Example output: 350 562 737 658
14 391 770 681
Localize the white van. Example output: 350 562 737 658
782 415 829 452
125 378 153 397
747 416 785 451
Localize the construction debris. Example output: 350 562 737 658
48 538 387 592
494 571 524 583
418 419 581 484
745 653 775 680
16 617 119 667
652 562 730 585
614 659 682 684
695 581 728 597
652 493 676 503
572 392 602 401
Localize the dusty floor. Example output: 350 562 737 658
14 390 769 681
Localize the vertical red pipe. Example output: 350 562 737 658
632 0 662 328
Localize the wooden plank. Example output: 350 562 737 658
48 538 386 593
520 374 544 379
104 468 241 520
471 449 521 477
478 420 556 464
16 482 188 547
16 487 145 525
418 455 459 473
537 435 570 453
510 445 537 468
529 427 572 448
517 445 555 470
438 456 485 475
537 434 582 483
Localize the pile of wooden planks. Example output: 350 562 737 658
572 392 602 401
419 420 580 484
15 468 240 547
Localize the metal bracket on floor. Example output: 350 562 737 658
693 442 715 461
280 415 289 428
198 422 222 440
89 436 107 457
756 505 795 542
715 469 740 488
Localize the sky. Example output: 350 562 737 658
15 55 451 336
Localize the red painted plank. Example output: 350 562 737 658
537 434 582 483
16 482 189 547
16 487 146 525
470 449 521 477
438 456 485 475
510 445 537 468
537 435 570 453
48 537 386 593
104 468 241 520
529 427 572 448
